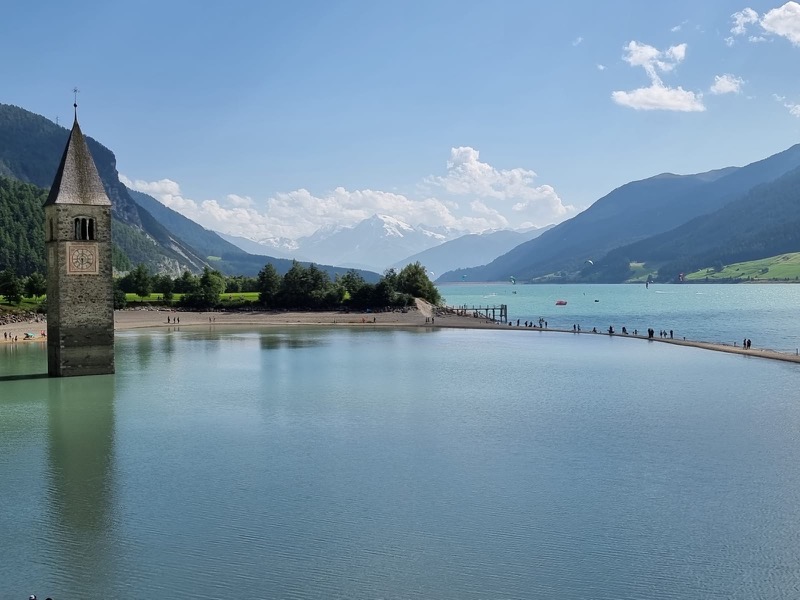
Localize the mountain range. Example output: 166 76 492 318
3 101 800 285
0 103 376 281
222 215 456 273
220 216 551 276
439 143 800 283
389 225 553 277
591 162 800 282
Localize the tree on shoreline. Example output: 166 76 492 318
182 267 226 308
0 268 23 304
24 272 46 299
257 263 281 307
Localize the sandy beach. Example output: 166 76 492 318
3 299 800 365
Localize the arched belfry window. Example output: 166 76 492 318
74 217 96 241
49 219 54 241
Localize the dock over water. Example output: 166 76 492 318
441 304 508 323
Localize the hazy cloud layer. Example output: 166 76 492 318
121 148 577 241
611 41 705 111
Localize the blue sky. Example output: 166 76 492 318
3 1 800 241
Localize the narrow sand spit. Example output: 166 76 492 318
3 300 800 365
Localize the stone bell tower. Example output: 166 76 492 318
44 105 115 376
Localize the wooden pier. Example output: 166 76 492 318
442 304 508 323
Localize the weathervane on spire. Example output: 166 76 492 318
73 87 80 119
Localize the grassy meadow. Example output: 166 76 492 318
684 253 800 282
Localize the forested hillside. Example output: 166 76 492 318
0 103 212 274
0 176 46 275
594 165 800 282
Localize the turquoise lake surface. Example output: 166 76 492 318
2 284 800 599
439 282 800 353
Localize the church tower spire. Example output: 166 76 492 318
45 101 115 377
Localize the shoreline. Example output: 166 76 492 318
3 303 800 365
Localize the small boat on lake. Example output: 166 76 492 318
555 300 567 306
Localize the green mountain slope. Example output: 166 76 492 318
685 253 800 282
0 103 210 274
440 143 800 283
596 164 800 282
439 172 719 282
0 176 46 275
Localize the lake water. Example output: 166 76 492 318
439 282 800 353
2 286 800 599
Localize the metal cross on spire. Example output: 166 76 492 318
73 87 80 119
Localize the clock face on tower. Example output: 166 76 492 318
66 243 99 275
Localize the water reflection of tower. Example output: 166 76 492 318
46 374 116 594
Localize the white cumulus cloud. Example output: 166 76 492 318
226 194 255 208
761 1 800 45
611 41 705 111
425 147 576 225
728 3 800 45
710 74 745 94
119 176 181 197
731 7 759 35
121 148 576 242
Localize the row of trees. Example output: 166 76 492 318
2 260 441 310
256 260 440 310
115 260 441 310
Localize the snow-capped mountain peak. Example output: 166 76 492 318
372 214 415 238
291 214 460 272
